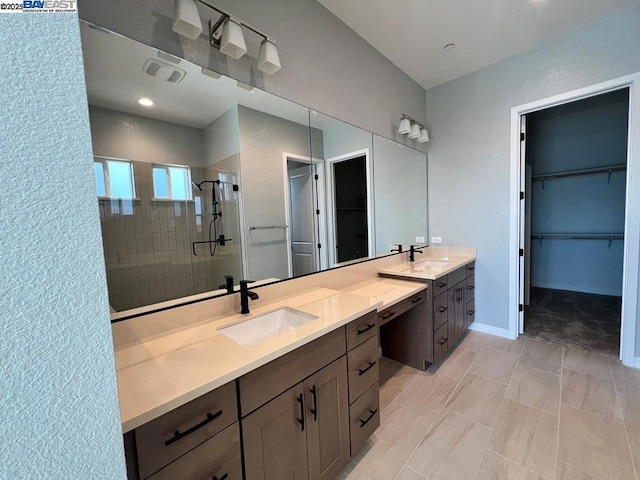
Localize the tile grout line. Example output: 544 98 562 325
400 335 488 479
476 337 530 479
609 358 640 480
553 344 565 480
484 448 552 480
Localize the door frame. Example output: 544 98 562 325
282 153 327 277
325 148 375 267
508 72 640 367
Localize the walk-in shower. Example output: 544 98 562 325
191 179 238 256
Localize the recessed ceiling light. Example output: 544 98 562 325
138 97 154 107
443 43 455 52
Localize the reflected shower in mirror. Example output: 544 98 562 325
80 21 428 319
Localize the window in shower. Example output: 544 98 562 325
152 163 192 201
93 157 136 199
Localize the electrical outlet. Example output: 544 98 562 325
431 236 442 244
415 236 425 243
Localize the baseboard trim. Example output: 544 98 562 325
468 322 512 339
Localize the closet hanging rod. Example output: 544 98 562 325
249 225 288 230
531 233 624 240
531 233 624 249
531 164 626 182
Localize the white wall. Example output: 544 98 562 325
0 15 126 479
89 105 205 167
426 5 640 348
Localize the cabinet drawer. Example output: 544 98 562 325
148 423 241 480
466 298 475 327
447 266 467 288
431 276 449 297
433 291 448 330
239 327 346 416
433 322 449 362
347 336 379 404
349 382 380 456
466 275 475 303
377 290 426 328
346 310 378 350
465 262 475 277
136 381 238 479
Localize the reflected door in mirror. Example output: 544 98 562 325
288 161 318 276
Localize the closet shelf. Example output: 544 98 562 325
532 164 626 185
531 233 624 249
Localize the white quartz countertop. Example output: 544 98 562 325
115 277 426 432
378 248 476 280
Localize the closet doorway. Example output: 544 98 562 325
521 89 629 356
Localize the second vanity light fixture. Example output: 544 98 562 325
398 114 429 143
172 0 281 74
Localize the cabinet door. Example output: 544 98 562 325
243 383 309 480
447 281 466 345
305 356 350 480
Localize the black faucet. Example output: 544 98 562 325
240 280 259 314
390 244 403 253
409 245 424 262
218 275 234 294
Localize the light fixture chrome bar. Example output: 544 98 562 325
401 113 426 131
196 0 275 43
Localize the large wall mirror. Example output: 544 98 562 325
79 21 428 319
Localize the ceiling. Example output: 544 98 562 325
318 0 638 90
80 22 309 129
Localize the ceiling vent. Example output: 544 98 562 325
142 58 186 83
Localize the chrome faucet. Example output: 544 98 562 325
409 245 424 262
240 280 259 314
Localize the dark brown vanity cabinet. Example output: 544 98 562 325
433 262 475 361
240 312 379 480
123 313 381 480
124 380 242 480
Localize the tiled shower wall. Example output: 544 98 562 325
99 158 242 312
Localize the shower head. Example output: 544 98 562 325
192 181 203 191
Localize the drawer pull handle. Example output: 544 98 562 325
297 393 305 431
467 285 475 291
437 282 447 288
359 409 378 428
411 296 422 303
437 306 447 313
357 323 376 335
212 474 228 480
467 265 475 271
437 337 448 345
310 385 318 421
358 360 377 376
467 310 475 316
164 410 223 446
381 311 396 320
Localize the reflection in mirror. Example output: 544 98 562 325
309 112 374 266
80 22 429 319
372 135 428 254
80 21 311 314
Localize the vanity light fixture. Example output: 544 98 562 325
171 0 281 74
398 113 430 143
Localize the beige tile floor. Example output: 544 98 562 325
337 331 640 480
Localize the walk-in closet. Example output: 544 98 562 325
523 88 630 356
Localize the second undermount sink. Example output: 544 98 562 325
218 307 319 346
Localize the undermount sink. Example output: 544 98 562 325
218 307 319 346
415 260 453 268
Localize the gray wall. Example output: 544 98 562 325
203 107 240 166
238 106 317 280
89 105 205 167
0 15 126 480
77 0 427 148
426 6 640 343
528 91 628 296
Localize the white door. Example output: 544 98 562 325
518 115 527 334
288 165 318 276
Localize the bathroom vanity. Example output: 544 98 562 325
115 249 474 480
